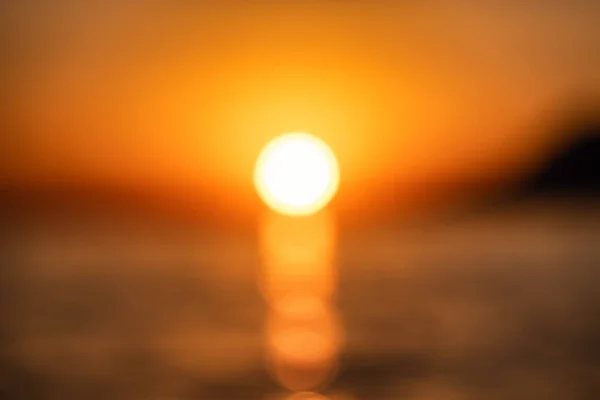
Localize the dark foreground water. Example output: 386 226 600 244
2 201 600 399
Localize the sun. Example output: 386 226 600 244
254 133 339 216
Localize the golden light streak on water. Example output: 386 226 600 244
259 210 343 394
258 212 337 303
285 391 330 400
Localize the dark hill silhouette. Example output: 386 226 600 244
519 118 600 197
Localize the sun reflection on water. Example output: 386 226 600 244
259 211 343 395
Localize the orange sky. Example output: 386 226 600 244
6 1 600 212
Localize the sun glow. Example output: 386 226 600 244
254 133 339 216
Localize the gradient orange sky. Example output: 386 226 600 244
6 1 600 212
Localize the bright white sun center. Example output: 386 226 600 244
254 133 339 216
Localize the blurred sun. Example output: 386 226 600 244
255 133 339 216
